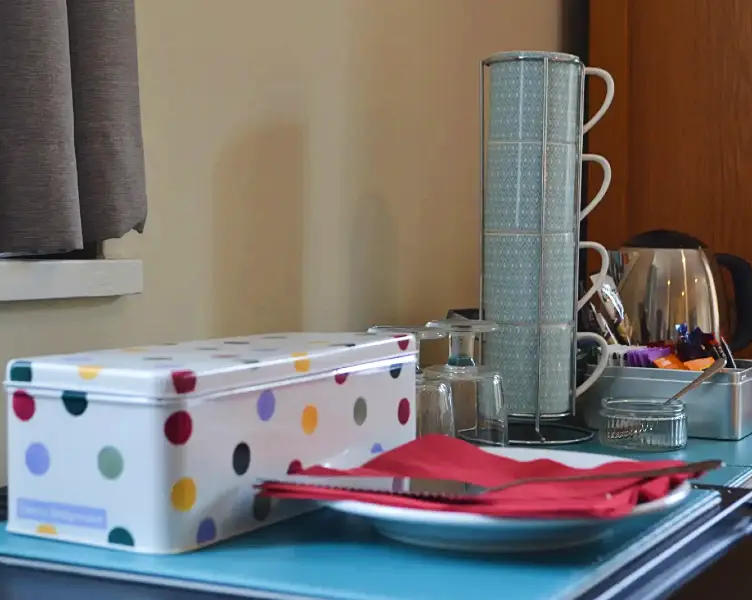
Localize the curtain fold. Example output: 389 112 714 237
0 0 147 255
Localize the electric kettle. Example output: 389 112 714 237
609 230 752 352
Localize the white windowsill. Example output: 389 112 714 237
0 259 143 302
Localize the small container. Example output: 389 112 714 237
598 398 688 451
4 332 416 553
578 361 752 441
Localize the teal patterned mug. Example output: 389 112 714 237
484 51 614 144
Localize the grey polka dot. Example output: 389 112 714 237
253 495 272 521
353 397 368 426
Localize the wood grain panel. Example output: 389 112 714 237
586 0 629 250
588 0 752 253
628 0 752 254
588 0 752 354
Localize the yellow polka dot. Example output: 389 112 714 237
36 524 57 535
77 365 103 380
171 477 197 511
121 347 147 353
292 352 311 372
301 405 318 435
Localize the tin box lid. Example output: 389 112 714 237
4 332 416 400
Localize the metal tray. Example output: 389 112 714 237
578 360 752 441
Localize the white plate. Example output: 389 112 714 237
322 447 692 553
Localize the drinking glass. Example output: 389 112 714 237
368 326 455 437
422 317 507 446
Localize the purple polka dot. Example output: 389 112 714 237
196 517 217 544
370 443 384 454
25 443 50 475
257 390 276 421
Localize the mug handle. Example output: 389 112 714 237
575 332 609 397
582 67 615 135
577 241 610 311
579 154 612 221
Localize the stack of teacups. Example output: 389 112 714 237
480 51 614 424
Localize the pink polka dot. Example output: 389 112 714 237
164 410 193 445
334 373 348 385
12 391 35 422
398 398 410 425
171 370 197 394
287 459 303 474
394 335 410 351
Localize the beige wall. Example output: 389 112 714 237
0 0 563 483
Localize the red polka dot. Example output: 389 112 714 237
171 370 197 394
394 335 410 351
334 373 348 385
287 459 303 474
164 410 193 445
397 398 410 425
12 391 35 421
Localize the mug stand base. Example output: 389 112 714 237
503 420 594 446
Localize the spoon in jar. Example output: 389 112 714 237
663 357 726 405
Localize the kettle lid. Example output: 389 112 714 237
624 230 707 250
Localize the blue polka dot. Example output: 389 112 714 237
256 390 276 421
25 443 50 476
196 517 217 544
370 443 384 454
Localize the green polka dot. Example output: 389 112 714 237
62 391 88 416
98 446 124 480
107 527 134 546
10 361 32 383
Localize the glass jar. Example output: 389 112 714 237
598 398 688 451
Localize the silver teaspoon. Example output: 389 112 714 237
663 357 726 405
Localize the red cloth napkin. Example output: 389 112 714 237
260 435 708 518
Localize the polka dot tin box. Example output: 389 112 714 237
4 332 417 554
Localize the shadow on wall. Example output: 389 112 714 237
346 194 398 330
346 0 482 328
211 123 304 336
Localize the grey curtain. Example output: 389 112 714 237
0 0 147 255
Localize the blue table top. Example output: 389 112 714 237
579 436 752 470
0 490 723 600
0 439 750 600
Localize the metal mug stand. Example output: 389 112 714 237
478 52 593 446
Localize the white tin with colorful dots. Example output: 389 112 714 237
4 332 416 554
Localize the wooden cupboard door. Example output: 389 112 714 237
587 0 752 252
587 0 752 354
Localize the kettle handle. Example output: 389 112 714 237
716 253 752 352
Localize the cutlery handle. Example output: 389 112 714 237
487 459 722 493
